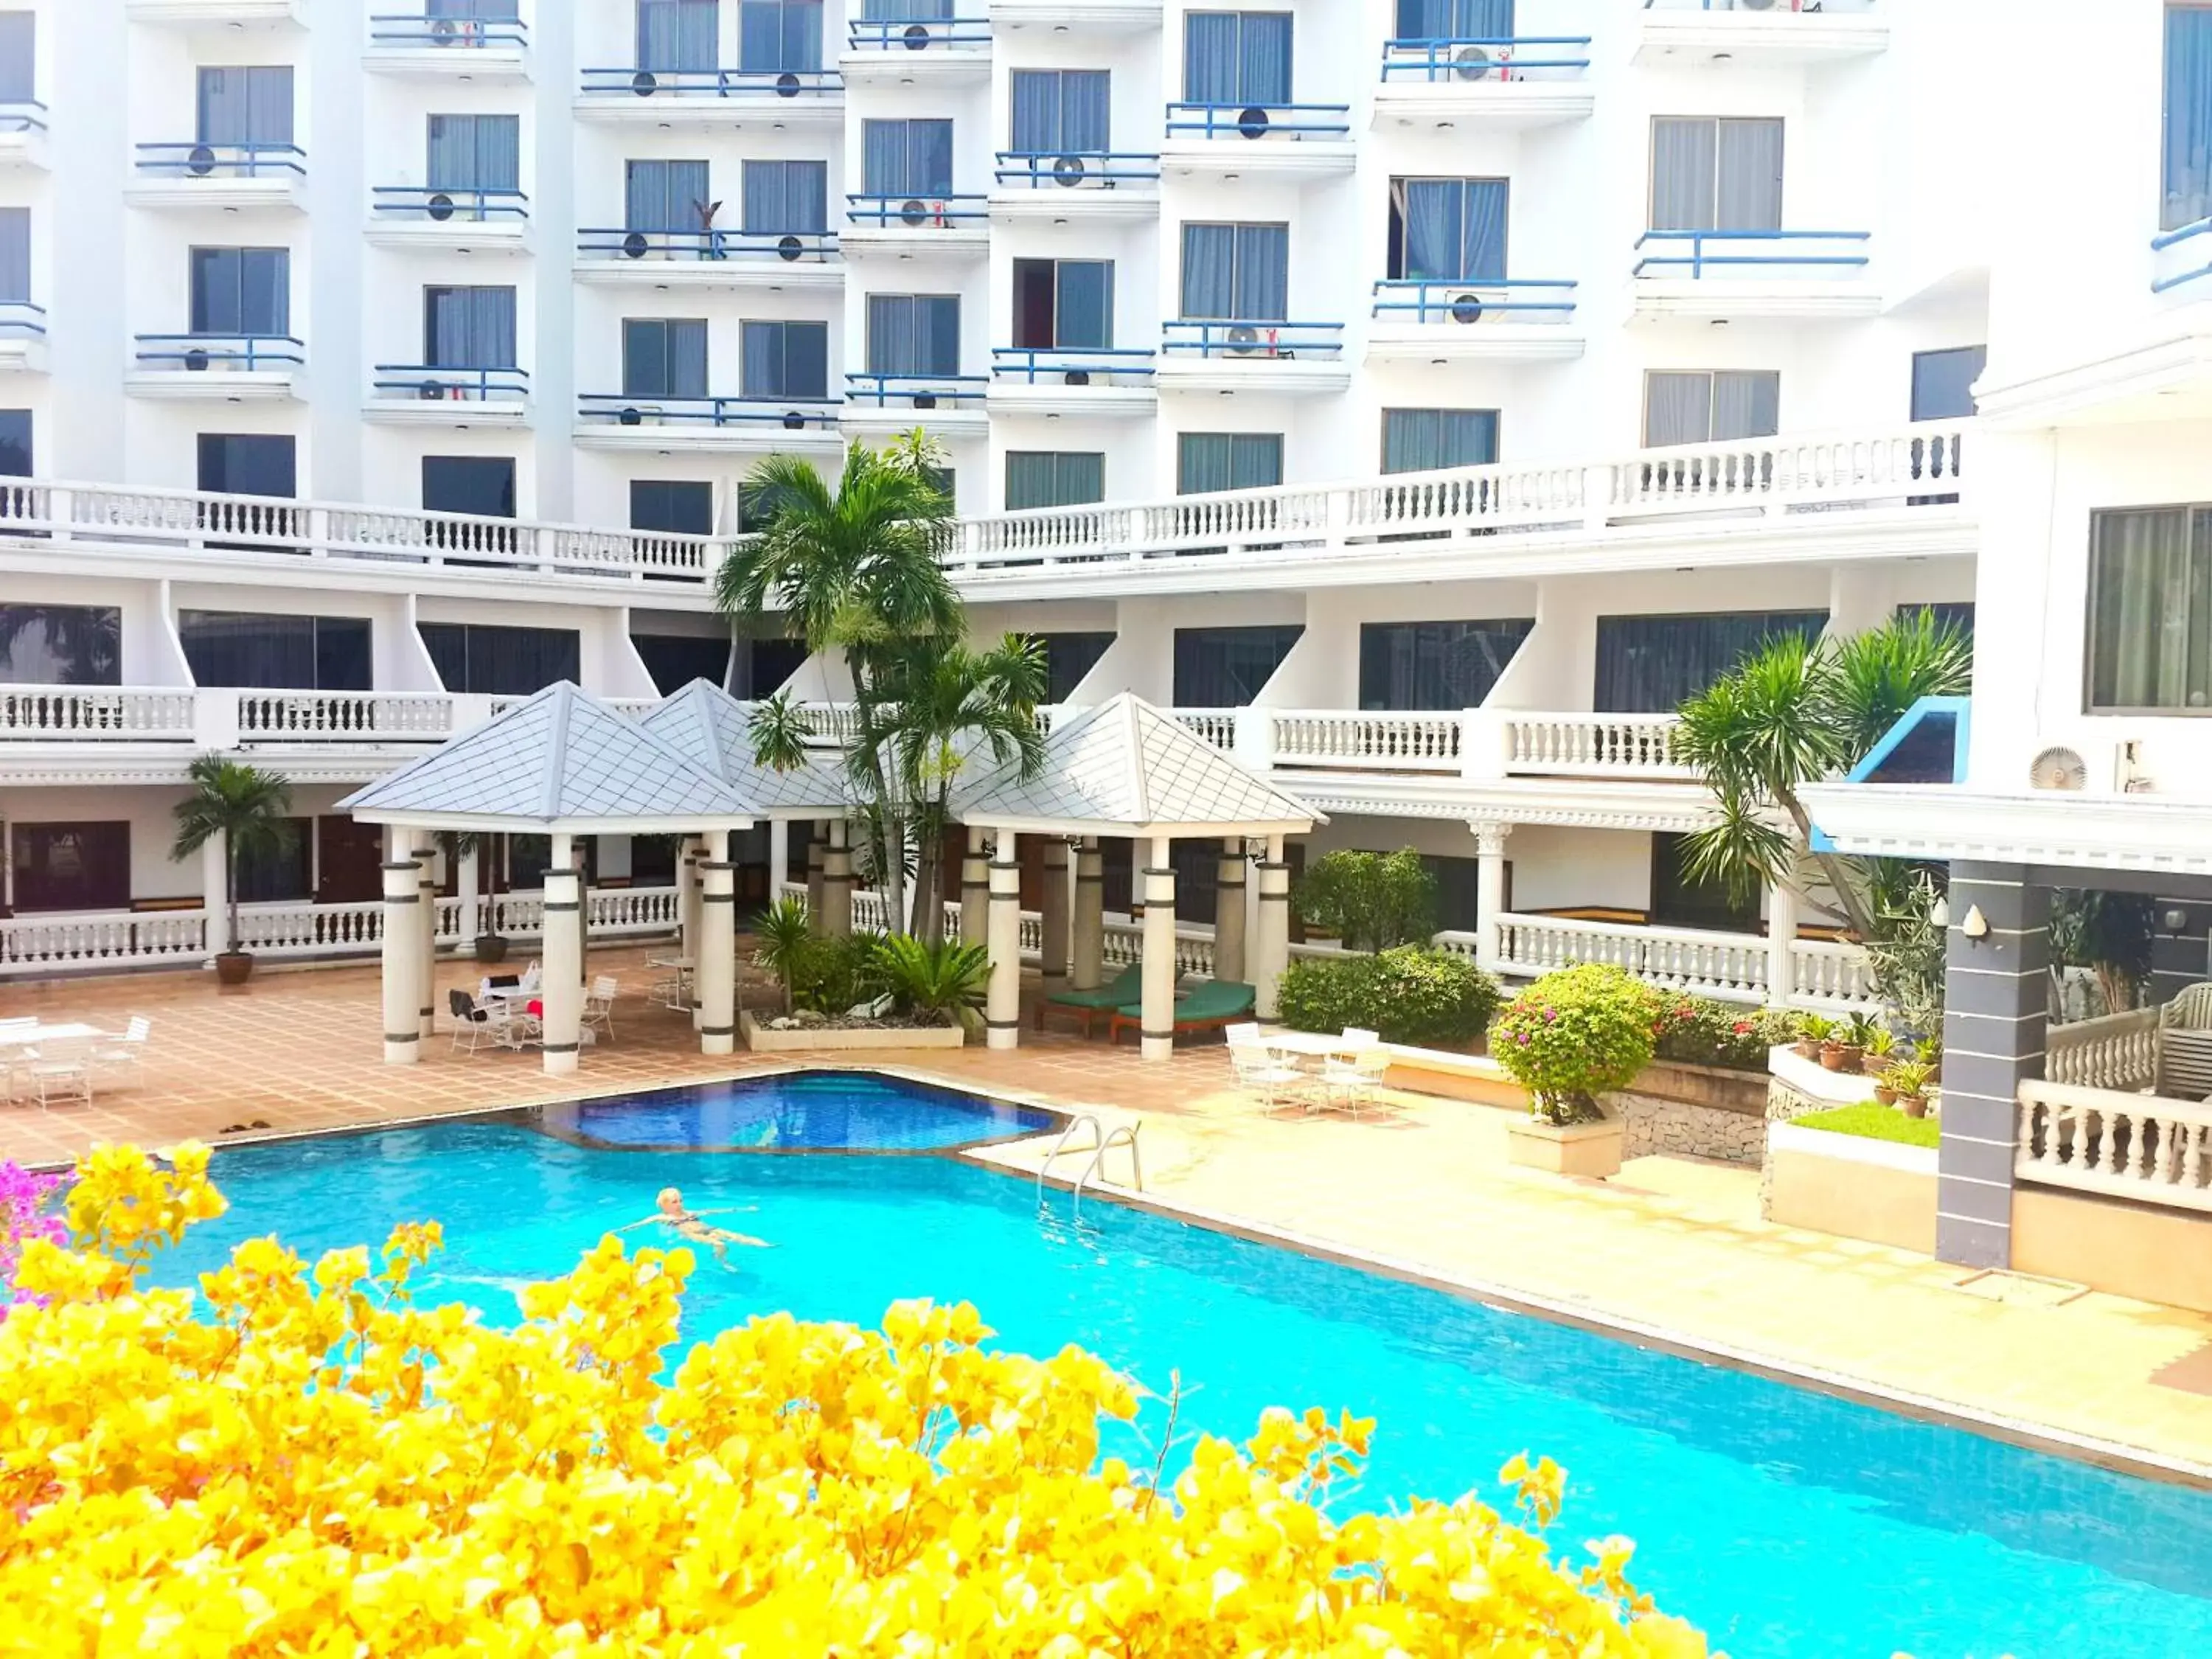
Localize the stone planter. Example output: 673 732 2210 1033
740 1010 967 1053
474 933 511 964
1506 1116 1624 1180
213 950 254 987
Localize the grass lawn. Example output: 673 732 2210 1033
1792 1102 1940 1150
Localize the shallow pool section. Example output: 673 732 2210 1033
538 1071 1059 1152
161 1110 2212 1659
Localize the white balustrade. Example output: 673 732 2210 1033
1102 919 1217 979
236 692 454 742
1270 711 1464 772
1607 423 1969 519
1787 939 1884 1012
2045 1008 2160 1093
799 702 863 745
1495 913 1768 1004
1502 714 1693 778
232 901 385 956
849 888 894 933
2017 1080 2212 1214
1166 708 1238 749
0 908 208 973
1343 462 1585 538
588 887 682 931
0 686 195 740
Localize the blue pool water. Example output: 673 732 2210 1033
157 1079 2212 1659
539 1072 1059 1152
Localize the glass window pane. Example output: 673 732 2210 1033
1910 346 1986 421
633 632 732 695
631 479 715 535
1715 117 1784 232
0 605 120 684
8 821 130 912
1359 619 1532 711
416 622 580 695
0 13 32 105
1649 117 1717 232
197 434 296 498
2087 507 2212 711
2168 5 2212 229
1172 625 1303 706
1594 611 1827 714
422 455 516 518
1037 632 1114 701
0 408 29 476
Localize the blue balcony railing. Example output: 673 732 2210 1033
990 347 1157 386
373 364 529 402
1161 319 1343 360
1163 102 1351 140
578 66 842 99
369 12 528 47
2152 218 2212 295
1632 229 1870 278
136 142 306 179
1370 278 1577 323
1643 0 1877 10
992 150 1160 189
134 333 303 371
372 186 529 222
845 371 987 408
578 394 840 430
845 193 987 227
0 101 46 134
846 15 989 49
1378 36 1592 80
0 301 44 336
579 225 838 262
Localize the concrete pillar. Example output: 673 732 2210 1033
1471 821 1511 975
1765 878 1800 1011
1072 835 1104 992
821 819 853 936
959 825 989 946
1254 834 1291 1020
1935 862 2051 1269
456 839 481 950
1140 836 1178 1062
379 844 422 1066
200 830 229 954
681 837 708 1029
1040 838 1072 994
417 838 439 1039
985 830 1022 1051
1213 838 1248 984
698 830 737 1057
806 821 827 921
540 833 584 1079
768 818 790 902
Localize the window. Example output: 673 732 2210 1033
1388 178 1508 282
866 294 959 375
1382 409 1498 473
0 409 28 476
862 119 953 198
2166 5 2212 229
1009 69 1109 153
0 208 27 305
742 637 808 696
0 605 119 684
1910 346 1986 421
622 319 709 399
1649 116 1784 232
1037 633 1114 702
417 622 580 695
426 114 521 193
1594 611 1827 714
431 0 522 18
197 434 295 500
1651 832 1759 932
1360 619 1531 711
863 0 952 15
627 159 710 233
179 612 371 692
1005 452 1105 510
189 248 288 337
234 818 310 904
8 822 128 914
1183 11 1291 105
1643 371 1780 447
1179 222 1289 320
0 13 33 105
740 319 828 397
740 159 827 234
738 0 821 72
1173 625 1301 706
424 286 517 367
197 66 292 147
1012 259 1113 349
633 633 732 695
1177 433 1281 494
2088 507 2212 711
1394 0 1512 38
1422 855 1484 932
422 456 516 518
636 0 718 70
632 479 714 535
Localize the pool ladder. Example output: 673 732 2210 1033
1036 1114 1143 1211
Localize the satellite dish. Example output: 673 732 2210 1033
2029 746 2088 790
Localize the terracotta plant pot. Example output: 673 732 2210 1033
1901 1096 1929 1119
474 933 511 964
214 950 254 987
1792 1040 1818 1060
1873 1083 1898 1106
1819 1042 1846 1072
1839 1044 1865 1074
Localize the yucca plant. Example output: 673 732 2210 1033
750 895 815 1015
872 933 990 1032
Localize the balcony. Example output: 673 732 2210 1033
123 0 304 27
127 142 306 212
1156 319 1349 396
1160 102 1354 179
574 394 844 456
127 334 302 400
2152 219 2212 298
988 347 1157 417
986 0 1160 30
841 15 989 86
1630 229 1875 321
574 226 842 291
0 302 46 374
0 104 48 170
1372 35 1594 131
1367 279 1582 363
989 150 1160 224
364 364 530 425
574 66 843 127
364 12 531 80
841 194 990 259
1635 0 1888 66
843 371 989 438
366 187 531 254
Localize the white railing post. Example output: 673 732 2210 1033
1461 708 1509 783
1765 880 1798 1011
191 689 241 751
1232 708 1275 774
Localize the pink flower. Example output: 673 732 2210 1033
1517 1031 1531 1045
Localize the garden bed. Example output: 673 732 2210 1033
740 1011 967 1053
1790 1103 1940 1150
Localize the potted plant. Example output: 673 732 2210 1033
170 757 295 987
1792 1012 1834 1062
1861 1024 1899 1077
1883 1059 1935 1118
1491 964 1655 1180
1838 1012 1879 1074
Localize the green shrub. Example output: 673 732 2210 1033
1647 994 1795 1072
787 930 888 1015
1275 946 1501 1048
1492 964 1658 1125
1291 849 1438 953
871 933 990 1029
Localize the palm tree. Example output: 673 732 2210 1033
171 757 295 959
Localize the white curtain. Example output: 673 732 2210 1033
2090 508 2212 710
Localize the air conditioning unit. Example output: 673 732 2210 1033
1051 154 1087 188
912 392 938 410
425 192 456 223
431 18 459 42
418 380 447 401
1236 105 1270 140
186 144 218 177
899 198 931 227
622 231 652 260
2028 746 2087 791
776 234 805 262
1739 0 1783 10
1450 293 1484 324
901 21 933 49
183 349 210 373
1063 369 1091 387
782 409 810 431
774 72 802 97
1225 324 1264 356
630 70 658 96
1453 46 1502 81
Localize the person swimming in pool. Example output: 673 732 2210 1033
618 1187 770 1267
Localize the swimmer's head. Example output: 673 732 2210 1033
656 1187 684 1216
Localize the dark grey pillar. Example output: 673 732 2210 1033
2150 896 2212 1007
1936 863 2050 1268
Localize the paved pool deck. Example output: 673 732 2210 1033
4 947 2210 1479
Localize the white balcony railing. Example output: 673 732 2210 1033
1786 939 1883 1013
2017 1080 2212 1214
2045 1008 2161 1093
1500 713 1692 778
1270 711 1464 772
0 686 196 740
236 692 455 742
1496 913 1770 1004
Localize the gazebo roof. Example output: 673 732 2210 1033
337 681 759 835
635 679 854 818
950 693 1321 838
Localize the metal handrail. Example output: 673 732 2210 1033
1632 227 1871 278
368 13 528 46
578 66 842 97
1369 277 1577 322
1161 319 1345 358
992 150 1161 187
1071 1124 1142 1207
577 394 839 428
135 142 307 178
1036 1115 1103 1203
991 346 1157 383
846 15 990 48
577 225 838 262
844 371 987 406
2152 218 2212 294
845 192 987 226
372 364 529 401
0 300 46 336
1164 101 1351 139
372 185 530 220
0 101 46 133
1377 35 1593 80
134 333 303 369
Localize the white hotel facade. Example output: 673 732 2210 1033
2 1 2211 1260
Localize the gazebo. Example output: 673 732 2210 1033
949 694 1321 1060
337 682 764 1077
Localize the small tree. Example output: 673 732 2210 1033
170 757 294 957
1292 849 1438 954
1492 964 1657 1125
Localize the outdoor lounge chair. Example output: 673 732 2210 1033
2159 982 2212 1097
1107 980 1257 1046
1034 962 1147 1037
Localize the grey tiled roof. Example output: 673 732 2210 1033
950 695 1318 832
338 682 754 827
637 680 854 814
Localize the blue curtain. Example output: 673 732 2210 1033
427 114 521 192
639 0 718 69
1395 0 1512 38
0 209 27 305
863 0 951 16
1234 223 1287 318
866 296 959 374
1382 409 1498 473
1006 453 1105 510
198 66 293 146
863 119 953 195
1055 261 1112 348
190 248 289 335
1403 179 1507 280
1182 13 1240 103
740 320 828 397
0 13 32 104
740 0 821 72
742 159 826 232
1239 13 1291 103
627 159 710 230
1178 433 1281 493
623 319 708 398
2169 7 2212 229
428 286 517 368
1180 223 1235 316
1010 69 1109 153
430 0 522 18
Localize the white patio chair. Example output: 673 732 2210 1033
27 1037 92 1108
1320 1029 1391 1119
0 1040 35 1105
91 1016 151 1082
582 976 619 1043
1228 1026 1305 1110
451 990 502 1055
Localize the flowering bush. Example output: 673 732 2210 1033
0 1158 68 1316
0 1142 1714 1656
1648 995 1798 1072
1492 964 1660 1124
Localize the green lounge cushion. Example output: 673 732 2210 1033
1043 961 1146 1011
1114 980 1256 1023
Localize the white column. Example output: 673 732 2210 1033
959 825 989 946
806 821 827 921
417 838 439 1039
1213 838 1248 984
1766 878 1800 1011
200 830 229 956
985 830 1023 1051
821 819 853 936
1473 821 1512 976
768 818 790 902
698 829 737 1056
379 838 422 1066
540 832 584 1078
1072 835 1104 991
1140 836 1178 1062
456 839 481 951
1040 838 1071 996
681 837 709 1029
1253 833 1290 1020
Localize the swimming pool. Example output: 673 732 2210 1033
538 1071 1060 1152
159 1079 2212 1659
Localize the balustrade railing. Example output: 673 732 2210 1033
236 692 454 742
1502 713 1691 777
1270 711 1464 771
1610 424 1967 517
2017 1080 2212 1214
0 910 209 975
0 686 195 739
1166 709 1237 750
1787 939 1883 1012
1495 913 1769 1004
2044 1007 2161 1093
